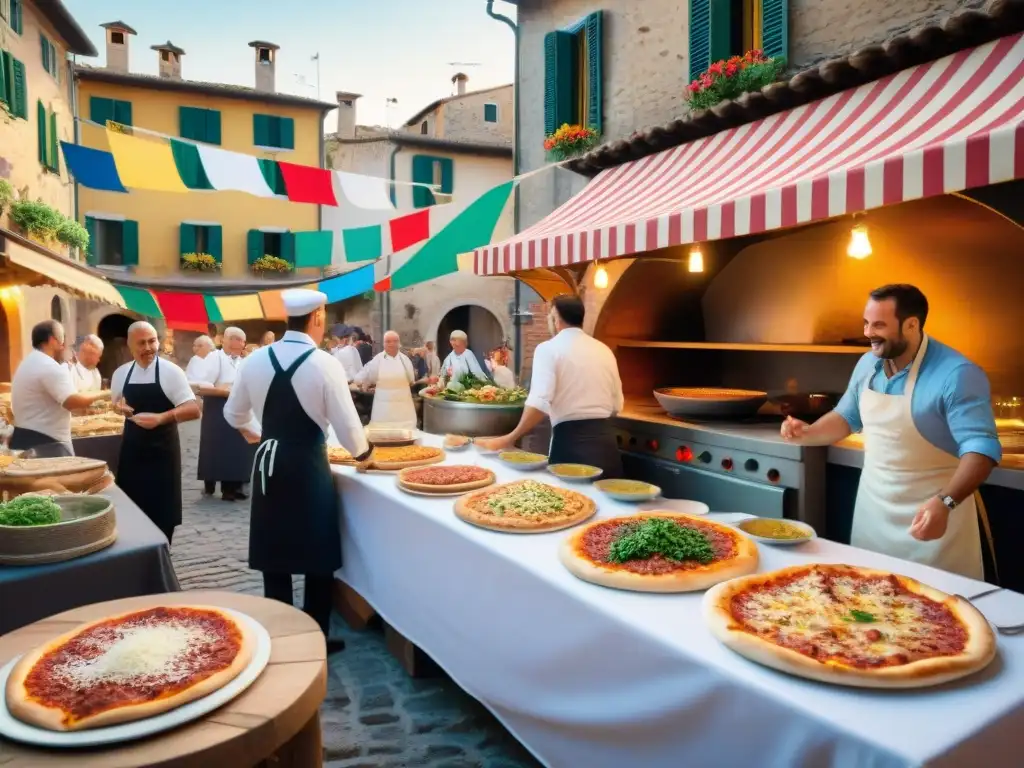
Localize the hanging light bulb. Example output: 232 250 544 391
594 264 609 289
847 225 872 259
688 246 704 273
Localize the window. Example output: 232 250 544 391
89 96 132 127
111 31 124 45
543 11 603 137
179 223 223 261
161 50 169 62
483 103 498 123
40 35 59 80
253 113 294 149
84 217 139 267
36 100 59 173
688 0 788 81
257 47 272 64
247 229 294 264
50 296 63 322
2 0 23 35
0 50 28 119
420 120 428 135
411 155 453 209
179 106 222 145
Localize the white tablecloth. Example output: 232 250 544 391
333 434 1024 768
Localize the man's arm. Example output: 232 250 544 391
323 359 371 459
941 364 1000 499
507 346 554 441
223 369 261 436
160 366 201 424
48 367 109 412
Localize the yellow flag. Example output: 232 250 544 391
214 294 264 321
106 129 188 193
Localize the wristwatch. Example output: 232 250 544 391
939 495 958 511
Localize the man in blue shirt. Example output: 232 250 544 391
781 284 999 579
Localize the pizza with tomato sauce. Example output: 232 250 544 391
398 465 495 494
703 564 996 688
5 605 256 731
560 512 759 592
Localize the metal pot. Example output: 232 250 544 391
653 387 768 419
772 393 839 422
422 396 525 437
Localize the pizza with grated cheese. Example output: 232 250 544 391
5 605 256 731
703 564 996 688
454 479 596 533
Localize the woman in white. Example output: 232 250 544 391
487 346 516 389
185 335 215 383
440 330 488 382
355 330 417 429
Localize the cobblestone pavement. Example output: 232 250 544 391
171 420 542 768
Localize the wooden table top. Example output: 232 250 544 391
0 590 327 768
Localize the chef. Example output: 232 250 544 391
424 341 441 379
10 321 111 456
224 289 371 653
355 330 417 429
185 335 215 383
440 330 488 382
111 322 200 543
781 284 1000 579
477 295 625 477
68 335 104 391
196 327 255 501
334 328 363 382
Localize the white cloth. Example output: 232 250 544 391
110 358 197 408
185 354 213 383
356 352 416 429
197 349 243 387
441 349 487 381
851 336 983 579
333 433 1024 768
426 351 441 378
525 327 623 426
337 345 363 382
196 145 278 198
223 331 368 458
11 349 76 443
490 364 516 389
68 360 102 392
335 170 395 210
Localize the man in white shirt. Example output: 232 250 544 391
225 289 371 654
478 295 624 477
196 327 254 501
260 331 276 347
111 322 200 543
185 335 215 383
68 335 104 392
11 321 111 456
355 331 417 429
424 341 441 379
439 330 488 383
334 329 363 382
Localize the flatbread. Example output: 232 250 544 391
454 479 596 533
327 446 355 465
3 456 108 478
703 564 996 688
369 445 445 471
397 465 495 494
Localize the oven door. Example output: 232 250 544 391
621 452 795 519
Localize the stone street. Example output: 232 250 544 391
172 420 541 768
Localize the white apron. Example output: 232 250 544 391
370 355 417 429
850 336 984 579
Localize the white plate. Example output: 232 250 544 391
0 608 272 748
732 517 818 546
637 498 710 516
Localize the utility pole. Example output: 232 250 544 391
311 53 321 100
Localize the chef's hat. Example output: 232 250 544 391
282 289 328 317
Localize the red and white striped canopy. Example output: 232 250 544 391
473 33 1024 276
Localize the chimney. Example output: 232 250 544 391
452 72 468 96
335 91 361 139
248 41 280 93
100 21 136 74
151 42 185 79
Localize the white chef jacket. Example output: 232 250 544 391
525 327 624 426
68 360 102 392
110 358 197 409
11 349 77 443
334 344 363 382
223 331 369 458
185 354 213 383
355 351 415 388
197 349 243 387
441 349 487 380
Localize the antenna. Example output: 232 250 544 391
446 62 482 68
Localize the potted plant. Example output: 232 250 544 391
8 199 65 245
0 179 13 220
686 49 787 111
544 124 601 161
180 252 221 272
251 255 294 274
56 217 90 260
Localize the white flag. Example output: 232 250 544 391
335 171 395 211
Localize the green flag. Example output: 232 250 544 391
294 230 333 267
116 286 162 317
388 180 514 291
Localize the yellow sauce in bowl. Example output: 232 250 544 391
499 451 548 464
549 464 601 478
738 518 811 540
595 479 656 494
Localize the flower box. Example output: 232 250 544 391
686 50 787 111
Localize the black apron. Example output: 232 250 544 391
249 344 341 575
10 427 73 457
549 418 624 479
197 394 257 483
116 360 182 538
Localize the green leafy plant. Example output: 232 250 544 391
544 123 601 161
181 252 220 272
686 49 787 111
0 179 13 217
9 199 65 242
56 218 90 252
0 495 62 526
251 255 294 274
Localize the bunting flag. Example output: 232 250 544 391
154 291 209 332
203 295 224 323
342 224 383 262
294 231 334 267
106 130 188 193
280 162 338 206
117 286 163 316
196 144 277 197
337 208 444 262
335 171 394 210
258 291 287 320
214 293 264 322
321 264 374 303
389 210 431 253
59 142 127 193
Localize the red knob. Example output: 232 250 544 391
648 439 659 451
676 446 693 462
767 469 781 483
721 458 733 471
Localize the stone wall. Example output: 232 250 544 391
437 86 514 146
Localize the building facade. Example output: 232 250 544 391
324 77 516 362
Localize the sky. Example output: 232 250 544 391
63 0 517 129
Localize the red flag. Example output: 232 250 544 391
389 209 430 252
280 161 338 206
153 292 209 332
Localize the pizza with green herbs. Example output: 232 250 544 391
560 512 759 592
454 479 596 533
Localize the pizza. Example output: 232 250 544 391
71 412 125 437
327 446 354 465
398 465 495 494
454 479 596 533
369 445 444 471
5 605 256 731
560 512 759 592
703 564 996 688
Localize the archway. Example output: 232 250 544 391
436 305 504 373
97 313 134 380
50 295 65 323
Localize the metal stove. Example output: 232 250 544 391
612 402 826 531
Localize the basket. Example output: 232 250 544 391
0 495 116 565
0 456 110 498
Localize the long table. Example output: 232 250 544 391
332 434 1024 768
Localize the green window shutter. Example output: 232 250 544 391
689 0 713 80
11 58 27 119
543 30 577 136
709 0 734 62
411 155 436 208
439 157 454 196
247 229 263 264
278 117 295 150
122 220 139 266
170 139 213 190
48 110 58 171
84 216 97 265
40 34 49 73
36 100 46 164
253 114 270 146
179 106 198 139
258 158 285 195
179 223 196 255
89 96 112 124
281 231 295 264
206 109 221 145
207 225 223 262
0 52 8 108
113 99 132 126
10 0 22 34
760 0 789 60
483 103 497 123
584 12 603 133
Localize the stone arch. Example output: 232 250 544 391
96 313 136 380
49 294 66 323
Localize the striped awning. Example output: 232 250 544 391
473 33 1024 275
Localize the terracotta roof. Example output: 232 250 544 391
403 84 512 127
100 20 137 34
35 0 97 56
569 0 1024 176
74 65 337 111
332 131 513 158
